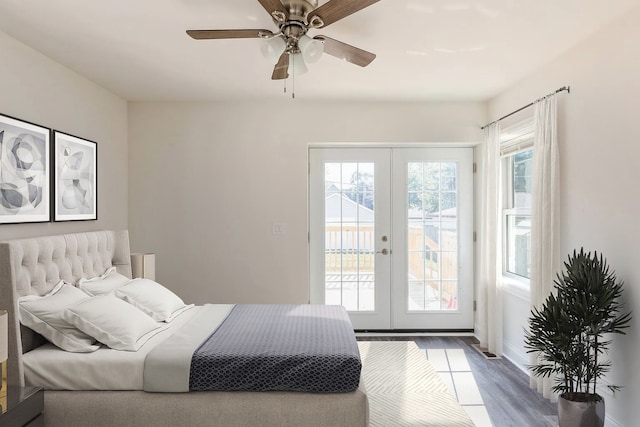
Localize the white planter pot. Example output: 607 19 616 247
558 393 605 427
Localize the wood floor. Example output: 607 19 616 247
357 336 558 427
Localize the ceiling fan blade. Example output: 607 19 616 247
257 0 288 17
272 53 289 80
314 36 376 67
308 0 380 28
186 29 272 40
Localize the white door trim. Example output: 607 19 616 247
309 146 474 330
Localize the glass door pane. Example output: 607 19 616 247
407 161 459 311
324 162 375 311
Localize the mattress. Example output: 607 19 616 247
23 306 199 390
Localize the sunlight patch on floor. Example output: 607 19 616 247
425 349 493 427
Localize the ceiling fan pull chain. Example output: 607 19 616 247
284 79 287 94
292 54 296 99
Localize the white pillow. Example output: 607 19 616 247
18 282 100 352
115 279 193 322
63 295 169 351
79 266 130 296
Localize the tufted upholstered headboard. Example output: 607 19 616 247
0 230 132 386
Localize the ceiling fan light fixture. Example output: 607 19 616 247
260 36 287 64
298 35 324 64
186 0 380 80
288 52 308 76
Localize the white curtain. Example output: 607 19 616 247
477 122 503 355
528 94 560 399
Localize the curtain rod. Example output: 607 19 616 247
481 85 570 130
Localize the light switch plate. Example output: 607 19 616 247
272 223 287 235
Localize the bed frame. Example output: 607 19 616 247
0 230 368 427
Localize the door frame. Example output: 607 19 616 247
308 143 476 331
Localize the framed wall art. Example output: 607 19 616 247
54 131 97 221
0 114 51 224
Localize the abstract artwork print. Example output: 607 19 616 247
0 114 50 224
54 131 97 221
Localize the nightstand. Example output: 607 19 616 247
0 386 44 427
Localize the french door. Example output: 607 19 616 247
391 148 474 329
309 147 473 330
309 149 391 330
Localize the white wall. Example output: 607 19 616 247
128 100 485 305
0 31 128 240
490 5 640 425
500 288 530 370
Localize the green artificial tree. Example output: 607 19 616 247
525 248 632 402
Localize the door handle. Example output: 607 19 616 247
376 248 389 255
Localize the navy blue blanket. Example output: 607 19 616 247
189 304 362 393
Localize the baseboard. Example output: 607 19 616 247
605 414 623 427
502 341 529 375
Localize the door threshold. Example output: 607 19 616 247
356 330 474 337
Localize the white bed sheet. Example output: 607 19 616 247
23 306 201 391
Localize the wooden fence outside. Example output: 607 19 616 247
324 224 456 277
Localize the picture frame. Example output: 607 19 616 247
54 131 97 221
0 113 51 224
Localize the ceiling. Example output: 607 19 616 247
0 0 636 102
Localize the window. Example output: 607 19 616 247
501 119 534 280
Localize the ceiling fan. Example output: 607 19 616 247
186 0 380 80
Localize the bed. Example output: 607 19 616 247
0 230 369 427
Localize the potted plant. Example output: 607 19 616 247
524 249 632 427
